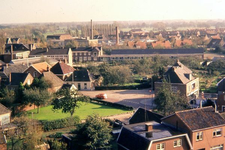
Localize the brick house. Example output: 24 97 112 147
117 121 193 150
162 106 225 150
23 62 51 78
155 60 199 100
72 47 103 62
8 72 33 89
65 68 93 90
216 78 225 112
50 61 75 80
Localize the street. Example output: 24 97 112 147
80 89 155 110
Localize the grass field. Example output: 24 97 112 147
28 102 131 121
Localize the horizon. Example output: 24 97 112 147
0 0 224 24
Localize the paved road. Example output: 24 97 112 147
80 89 155 110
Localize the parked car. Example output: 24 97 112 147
96 93 107 99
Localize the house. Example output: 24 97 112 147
72 47 103 62
162 106 225 150
40 71 64 92
174 39 193 48
151 41 172 49
8 73 33 89
129 108 163 124
207 38 225 50
61 84 77 92
29 48 73 66
216 78 225 112
65 68 93 90
23 62 51 78
0 64 28 85
50 61 75 80
117 121 193 150
0 103 11 126
155 60 199 100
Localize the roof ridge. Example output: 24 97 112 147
176 106 213 114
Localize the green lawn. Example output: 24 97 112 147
28 102 131 121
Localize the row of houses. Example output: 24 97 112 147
117 107 225 150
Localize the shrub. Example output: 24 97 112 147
41 116 80 131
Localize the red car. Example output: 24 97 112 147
96 93 107 99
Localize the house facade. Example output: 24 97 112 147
23 62 51 78
72 47 103 62
162 107 225 150
155 60 199 100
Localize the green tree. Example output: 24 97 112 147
154 80 189 116
23 88 51 113
72 114 112 150
52 88 89 116
31 77 52 90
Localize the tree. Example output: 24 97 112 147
52 88 89 116
72 114 112 150
154 80 189 116
31 77 52 90
23 88 51 113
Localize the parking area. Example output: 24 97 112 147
80 89 155 109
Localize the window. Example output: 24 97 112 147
224 95 225 101
27 79 31 85
192 83 195 89
156 143 165 150
84 83 87 89
213 129 222 137
196 132 203 141
210 144 223 150
174 139 182 147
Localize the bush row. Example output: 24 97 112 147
90 98 133 111
95 82 150 90
40 116 80 131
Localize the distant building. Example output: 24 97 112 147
65 68 93 90
72 47 103 62
29 48 73 66
23 62 51 78
155 60 199 99
0 103 11 126
216 78 225 112
8 72 33 89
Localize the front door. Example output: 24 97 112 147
78 83 81 90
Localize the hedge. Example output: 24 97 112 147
90 98 133 110
95 82 150 90
40 116 80 131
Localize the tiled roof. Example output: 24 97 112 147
31 62 51 74
66 68 91 82
41 71 64 88
129 108 163 124
0 103 11 115
51 61 74 75
164 60 193 84
111 48 204 55
10 73 29 85
71 47 101 52
175 107 225 131
207 39 223 48
30 48 69 55
3 64 28 77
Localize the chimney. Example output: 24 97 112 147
11 45 13 60
116 26 120 45
6 63 8 68
145 122 153 132
91 19 93 40
46 48 48 52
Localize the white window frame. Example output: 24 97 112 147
173 139 182 147
213 129 222 137
196 132 203 141
210 144 223 150
156 143 165 150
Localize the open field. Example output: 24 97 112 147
28 102 131 121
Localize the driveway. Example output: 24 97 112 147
80 89 155 110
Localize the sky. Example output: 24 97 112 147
0 0 225 24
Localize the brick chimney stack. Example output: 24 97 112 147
116 26 119 45
91 19 93 40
